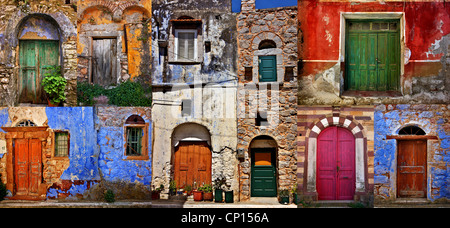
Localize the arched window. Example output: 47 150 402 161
124 115 148 159
398 126 426 135
258 40 276 50
16 120 37 127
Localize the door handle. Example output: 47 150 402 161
336 165 340 172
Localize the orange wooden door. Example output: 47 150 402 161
397 140 427 198
174 141 211 189
14 139 42 196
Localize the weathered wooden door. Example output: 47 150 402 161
397 140 427 198
92 38 117 86
19 40 59 104
14 138 42 196
259 55 277 82
251 148 277 197
346 20 399 91
174 141 211 188
317 126 355 200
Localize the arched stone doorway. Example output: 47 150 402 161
249 135 278 197
171 123 212 189
17 14 61 104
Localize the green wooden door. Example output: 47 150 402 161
19 40 59 104
251 148 277 197
259 55 277 82
346 20 399 91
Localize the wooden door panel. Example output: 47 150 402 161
174 142 211 189
251 149 277 197
93 39 117 86
346 20 399 92
29 139 41 195
317 127 355 200
15 139 29 195
398 140 427 198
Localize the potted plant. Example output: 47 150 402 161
151 184 163 200
193 183 203 201
168 180 177 196
42 66 67 107
279 189 290 205
291 185 298 205
213 176 226 203
202 184 213 201
185 184 192 196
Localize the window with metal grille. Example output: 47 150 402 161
55 132 69 157
16 120 37 127
126 127 143 156
398 126 426 135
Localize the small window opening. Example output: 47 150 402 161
16 120 37 127
182 99 192 117
258 40 276 50
205 41 211 53
285 66 294 82
126 127 143 156
55 131 69 157
398 126 426 135
256 111 268 127
125 115 145 125
245 67 253 81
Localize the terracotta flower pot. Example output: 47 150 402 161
203 192 213 201
193 190 203 201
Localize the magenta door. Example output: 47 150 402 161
317 126 355 200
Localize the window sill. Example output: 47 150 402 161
124 155 149 161
342 90 402 98
169 61 202 65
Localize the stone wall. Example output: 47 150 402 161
374 104 450 203
77 0 152 85
236 0 298 201
297 105 375 204
0 0 77 106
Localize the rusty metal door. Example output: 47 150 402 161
92 38 117 86
174 141 211 189
397 140 427 198
14 138 42 196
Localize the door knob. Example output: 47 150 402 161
337 165 340 172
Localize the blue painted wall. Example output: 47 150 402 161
374 104 450 201
46 107 100 181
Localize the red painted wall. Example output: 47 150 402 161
298 0 450 77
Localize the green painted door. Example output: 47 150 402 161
19 40 59 104
259 55 277 82
251 148 277 197
346 20 400 91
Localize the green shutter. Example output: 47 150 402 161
259 55 277 82
345 20 400 91
19 40 59 104
126 127 143 156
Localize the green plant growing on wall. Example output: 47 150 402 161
42 66 67 105
77 80 152 106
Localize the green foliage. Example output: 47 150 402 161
0 174 7 201
104 189 115 203
42 66 67 104
201 184 213 193
77 80 152 106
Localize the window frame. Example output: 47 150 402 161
52 130 70 159
174 29 198 62
124 122 149 160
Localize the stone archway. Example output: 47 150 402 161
306 115 367 199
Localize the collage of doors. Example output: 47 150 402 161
0 0 448 208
